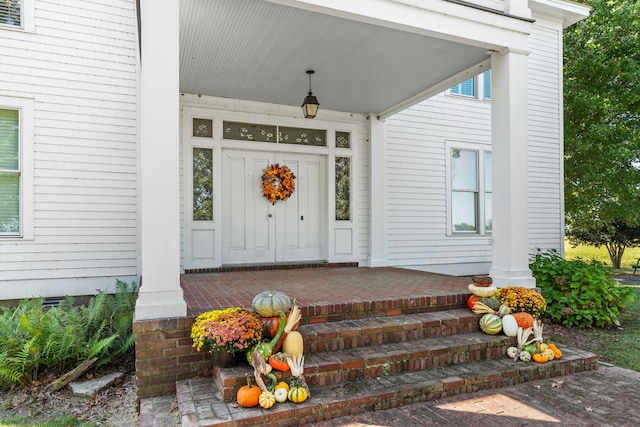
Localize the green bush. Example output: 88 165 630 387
0 280 138 388
530 251 635 328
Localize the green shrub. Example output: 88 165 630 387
530 250 635 328
0 280 138 388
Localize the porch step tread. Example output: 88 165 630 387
298 308 480 354
177 347 599 427
215 331 516 398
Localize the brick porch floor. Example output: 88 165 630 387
180 266 472 317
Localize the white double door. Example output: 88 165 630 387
222 150 326 264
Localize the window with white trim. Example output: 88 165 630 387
1 0 34 32
0 96 34 239
450 70 491 100
450 147 492 234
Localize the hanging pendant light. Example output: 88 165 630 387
301 70 319 119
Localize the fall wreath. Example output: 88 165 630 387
262 164 296 204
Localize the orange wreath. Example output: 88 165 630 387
262 164 296 204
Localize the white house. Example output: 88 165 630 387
0 0 588 318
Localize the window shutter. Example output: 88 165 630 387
483 70 492 99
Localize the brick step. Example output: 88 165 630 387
299 308 480 354
176 347 599 427
298 292 469 325
215 331 516 402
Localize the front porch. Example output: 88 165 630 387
181 266 472 317
134 266 474 398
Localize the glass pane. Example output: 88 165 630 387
193 148 213 221
278 127 326 146
0 172 19 234
484 151 492 192
335 156 351 221
223 121 276 143
451 78 475 97
336 131 350 149
483 70 492 100
485 192 492 232
193 118 213 138
0 108 19 170
451 149 477 191
452 192 476 232
0 0 21 27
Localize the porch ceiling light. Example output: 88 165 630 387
301 70 319 119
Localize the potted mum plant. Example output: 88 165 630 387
191 307 263 367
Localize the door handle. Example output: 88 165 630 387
301 215 304 220
268 213 272 218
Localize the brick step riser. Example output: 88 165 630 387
298 294 468 325
301 310 480 355
191 355 599 427
215 336 516 402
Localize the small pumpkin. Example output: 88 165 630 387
252 291 291 317
501 314 519 337
468 284 497 298
288 386 309 404
274 387 288 403
274 381 289 392
532 352 550 363
548 343 562 360
522 344 537 355
498 304 511 315
511 312 535 329
282 330 304 358
467 295 481 310
479 313 503 335
259 390 276 409
269 352 290 372
237 376 261 408
472 275 493 287
506 346 519 359
480 296 501 311
519 350 532 362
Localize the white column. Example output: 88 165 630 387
489 50 536 288
135 0 187 320
369 117 388 267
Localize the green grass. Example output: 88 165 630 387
564 240 640 272
0 414 97 427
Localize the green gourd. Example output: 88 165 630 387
479 313 503 335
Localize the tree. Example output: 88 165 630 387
564 0 640 268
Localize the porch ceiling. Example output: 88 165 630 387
179 0 491 116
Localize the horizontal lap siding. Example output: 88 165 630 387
386 19 564 269
0 0 138 295
527 20 563 253
386 96 492 267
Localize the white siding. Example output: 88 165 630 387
385 16 565 273
0 0 139 298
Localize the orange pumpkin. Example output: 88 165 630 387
237 376 261 408
511 312 535 329
467 295 481 310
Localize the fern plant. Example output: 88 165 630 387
0 279 139 388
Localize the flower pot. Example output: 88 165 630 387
210 350 242 368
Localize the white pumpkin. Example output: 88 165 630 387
501 314 519 337
467 284 497 298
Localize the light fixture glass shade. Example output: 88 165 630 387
302 92 319 118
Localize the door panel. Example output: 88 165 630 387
223 150 325 264
223 151 274 264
